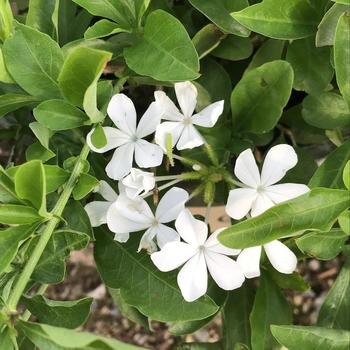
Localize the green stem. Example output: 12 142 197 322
7 143 90 312
154 174 182 182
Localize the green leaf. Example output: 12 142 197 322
212 35 253 61
178 343 223 350
318 258 350 330
333 0 350 4
335 13 350 106
72 173 99 200
222 282 254 349
232 0 320 40
2 23 64 99
267 268 310 292
250 274 292 350
18 321 146 350
231 60 293 133
302 92 350 129
309 139 350 189
189 0 249 37
58 47 112 123
271 325 350 350
90 124 107 149
0 166 20 204
339 210 350 234
34 99 90 130
0 204 42 224
14 160 46 215
218 188 350 249
296 229 348 260
94 229 219 322
124 10 200 82
343 161 350 190
0 225 35 275
0 327 14 350
26 142 56 163
29 122 52 150
22 295 93 329
44 165 69 193
0 47 13 83
0 0 13 42
286 36 333 94
84 19 127 39
0 94 40 118
30 230 89 284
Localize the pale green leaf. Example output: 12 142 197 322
0 94 40 118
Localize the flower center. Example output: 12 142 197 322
183 117 192 125
152 218 159 227
131 134 139 142
256 185 265 193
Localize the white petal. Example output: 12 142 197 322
264 240 297 274
225 188 258 220
176 125 204 150
122 169 155 198
177 252 208 302
154 91 183 121
205 251 245 290
96 180 118 201
175 209 208 247
86 127 130 153
204 228 241 256
105 143 135 180
84 201 111 227
156 223 180 249
151 241 197 272
114 232 130 243
260 144 298 187
250 193 274 217
155 187 189 223
138 227 158 252
175 81 198 118
265 183 310 204
134 140 163 168
107 94 137 135
192 100 224 127
237 246 262 279
136 102 161 138
155 121 184 151
234 148 261 188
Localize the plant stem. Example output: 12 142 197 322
154 174 182 182
205 201 212 225
227 178 246 188
142 178 183 199
7 143 90 312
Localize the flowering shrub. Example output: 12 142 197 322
0 1 349 350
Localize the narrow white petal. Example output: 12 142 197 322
134 140 163 168
204 228 241 256
107 94 137 135
136 102 161 138
122 169 155 198
114 232 130 243
155 187 189 223
177 252 208 302
264 240 297 274
175 81 198 118
250 193 274 217
225 188 257 220
191 100 224 127
205 251 245 290
155 121 184 151
234 148 261 188
237 246 262 278
265 183 310 204
138 227 158 252
87 127 130 153
154 91 183 121
105 143 134 180
176 125 204 150
96 180 118 202
175 209 208 247
151 241 197 272
156 223 180 249
84 201 111 227
260 144 298 187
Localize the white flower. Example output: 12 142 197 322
87 94 163 180
151 209 244 302
122 168 155 199
225 144 310 277
155 82 224 150
84 181 130 242
107 187 189 251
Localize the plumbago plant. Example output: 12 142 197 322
0 0 349 349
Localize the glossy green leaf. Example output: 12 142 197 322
14 160 46 215
94 229 219 322
124 10 200 81
335 13 350 106
296 229 348 260
0 166 20 204
84 19 126 39
302 92 350 129
231 60 293 133
2 23 64 99
29 122 52 150
232 0 320 40
343 161 350 189
0 0 13 42
34 99 90 131
44 165 69 193
72 173 99 200
0 94 40 118
188 0 249 37
0 204 42 224
0 47 13 83
212 35 253 61
219 188 350 249
309 139 350 189
267 268 310 292
26 142 56 163
22 295 93 329
271 325 350 350
0 327 14 350
338 210 350 234
90 124 107 149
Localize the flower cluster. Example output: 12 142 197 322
85 81 310 302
